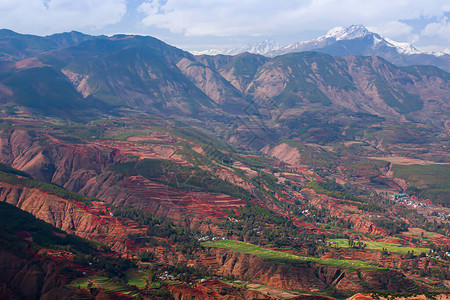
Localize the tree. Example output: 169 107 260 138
348 238 354 248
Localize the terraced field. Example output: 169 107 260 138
67 275 139 296
115 176 246 221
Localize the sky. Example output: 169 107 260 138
0 0 449 53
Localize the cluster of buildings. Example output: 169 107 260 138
197 236 226 242
430 211 450 221
391 193 426 208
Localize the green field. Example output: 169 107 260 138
329 239 430 255
67 275 142 296
67 269 157 293
125 269 147 288
66 277 92 290
201 240 380 270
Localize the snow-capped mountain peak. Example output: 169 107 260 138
270 25 427 57
191 25 425 57
325 24 372 41
383 37 422 55
245 38 280 55
189 25 449 73
190 38 280 56
325 26 345 38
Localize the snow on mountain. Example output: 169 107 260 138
326 25 372 40
189 25 449 72
270 24 425 57
190 39 280 56
245 39 280 55
191 25 428 57
383 37 422 55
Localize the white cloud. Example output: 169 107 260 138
415 44 449 54
137 0 449 37
0 0 127 35
0 0 448 52
421 17 450 42
367 21 413 38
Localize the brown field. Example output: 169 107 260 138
343 141 364 147
369 156 450 165
127 132 178 143
116 176 246 221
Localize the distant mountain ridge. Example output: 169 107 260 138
0 29 448 131
0 29 94 61
191 25 450 72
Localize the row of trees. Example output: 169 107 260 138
0 169 93 205
219 204 328 256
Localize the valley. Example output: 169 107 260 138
0 112 448 299
0 29 448 299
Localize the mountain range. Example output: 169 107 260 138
0 28 449 299
192 25 450 72
0 28 448 136
191 38 281 56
